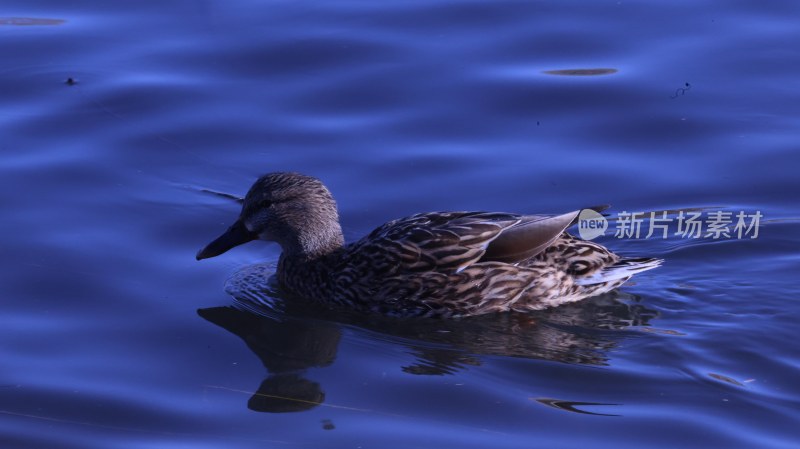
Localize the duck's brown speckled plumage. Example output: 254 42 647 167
197 172 661 318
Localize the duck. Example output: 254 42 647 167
196 172 661 318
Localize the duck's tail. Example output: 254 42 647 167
574 257 662 286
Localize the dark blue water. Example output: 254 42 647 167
2 1 799 447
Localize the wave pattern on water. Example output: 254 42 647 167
1 0 799 448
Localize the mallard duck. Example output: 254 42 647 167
197 172 661 318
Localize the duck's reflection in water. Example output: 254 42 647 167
199 266 659 412
199 306 340 412
381 293 658 373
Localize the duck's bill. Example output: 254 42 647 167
196 219 257 260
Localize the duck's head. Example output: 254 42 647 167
196 172 344 261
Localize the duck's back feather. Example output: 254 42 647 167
359 212 517 272
358 211 579 273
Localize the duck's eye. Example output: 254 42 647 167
259 199 273 208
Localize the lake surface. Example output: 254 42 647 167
2 1 799 447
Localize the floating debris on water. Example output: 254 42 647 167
670 82 692 99
708 373 745 386
0 17 66 26
534 398 620 416
543 68 618 76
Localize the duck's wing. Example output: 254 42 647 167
358 212 519 272
358 210 579 273
481 210 580 263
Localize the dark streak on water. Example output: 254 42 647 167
542 68 618 76
0 17 66 26
1 1 799 448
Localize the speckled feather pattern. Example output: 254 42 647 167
278 212 651 318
